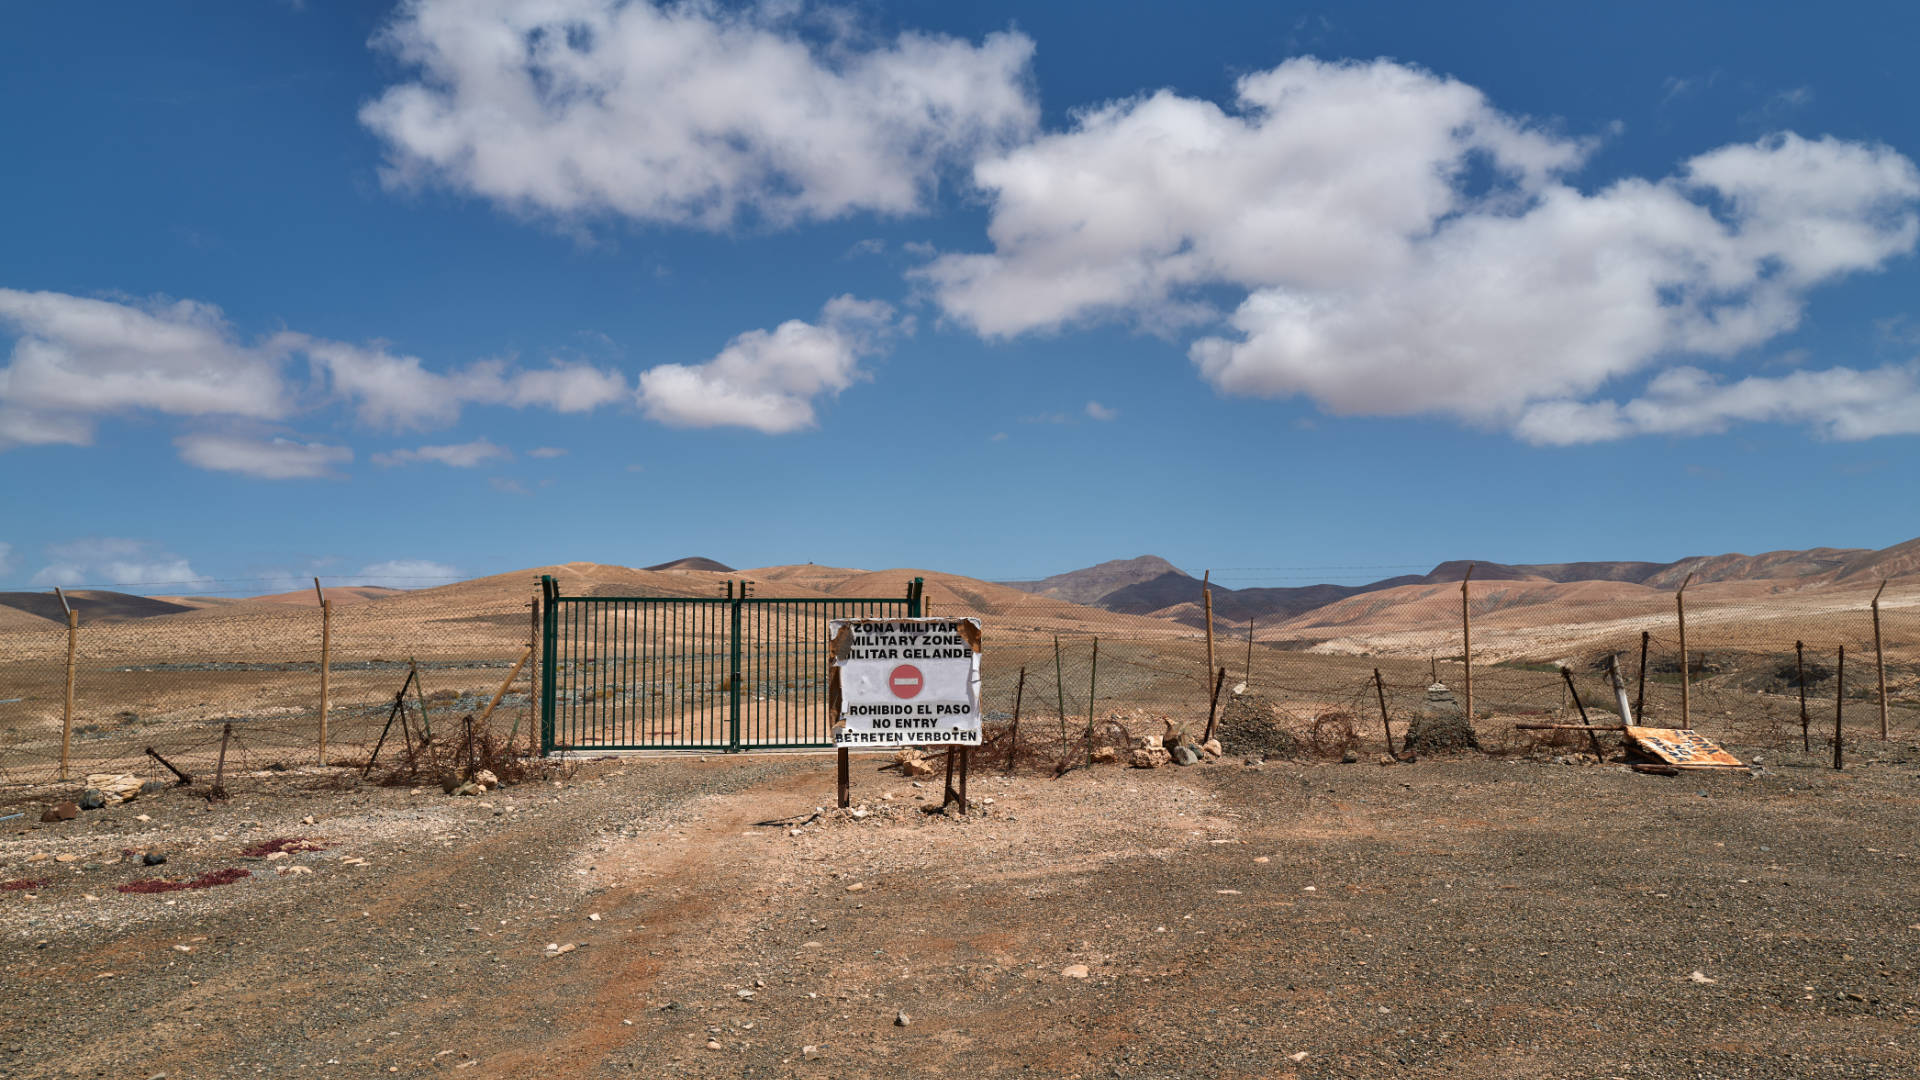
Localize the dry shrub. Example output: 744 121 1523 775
365 714 550 789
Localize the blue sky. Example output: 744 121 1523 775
2 1 1917 595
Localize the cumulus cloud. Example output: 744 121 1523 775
0 289 292 448
1085 401 1118 421
527 446 568 458
176 433 354 479
361 0 1037 229
29 538 210 591
1514 363 1920 444
0 288 633 463
918 58 1920 441
348 559 461 587
303 340 628 430
637 295 896 433
370 438 511 468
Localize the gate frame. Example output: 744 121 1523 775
538 574 923 755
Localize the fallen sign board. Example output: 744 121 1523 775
829 617 982 747
1625 726 1746 770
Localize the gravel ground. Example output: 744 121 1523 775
2 740 1917 1078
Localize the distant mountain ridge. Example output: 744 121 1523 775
1003 536 1918 628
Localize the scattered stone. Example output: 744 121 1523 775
139 780 168 796
1091 746 1119 764
55 854 79 864
78 789 107 811
545 943 577 957
1138 734 1163 750
1200 739 1222 758
1062 964 1090 979
736 989 755 999
893 749 936 778
1687 970 1717 985
894 1010 911 1027
472 769 499 788
1288 1051 1310 1063
1162 720 1192 748
845 883 867 893
1130 746 1171 769
1171 745 1201 767
1254 856 1270 864
41 803 79 823
1340 750 1359 764
802 1045 821 1060
706 1040 722 1051
143 852 167 867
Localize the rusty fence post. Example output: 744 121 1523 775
1833 645 1845 771
1796 640 1810 753
1872 580 1889 741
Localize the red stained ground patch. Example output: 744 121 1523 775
2 879 50 891
117 867 251 894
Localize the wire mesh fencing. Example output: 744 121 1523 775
1 572 1913 791
0 589 539 795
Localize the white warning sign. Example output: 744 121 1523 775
830 617 982 747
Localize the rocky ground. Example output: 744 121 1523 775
1 736 1917 1079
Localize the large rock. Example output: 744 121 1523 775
1170 744 1201 767
77 789 107 811
1090 745 1119 764
1130 746 1171 769
894 749 936 778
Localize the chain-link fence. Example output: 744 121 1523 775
0 586 538 793
2 571 1913 789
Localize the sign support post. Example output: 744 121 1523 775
828 615 982 811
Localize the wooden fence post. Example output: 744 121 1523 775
1872 580 1889 740
1459 565 1474 723
1085 637 1099 765
58 589 76 782
1202 571 1215 688
1676 572 1694 730
317 579 331 766
1374 668 1394 756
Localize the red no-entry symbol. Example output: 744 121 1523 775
888 664 924 699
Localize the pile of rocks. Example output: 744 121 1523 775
1401 682 1482 754
1129 721 1221 769
1214 693 1302 759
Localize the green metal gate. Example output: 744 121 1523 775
538 574 922 753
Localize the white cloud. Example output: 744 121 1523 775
637 295 896 433
175 433 353 479
917 57 1920 441
1085 401 1118 421
488 476 531 495
527 446 568 458
1514 363 1920 444
303 340 628 430
371 438 511 468
0 288 632 454
29 538 211 591
0 289 292 448
349 559 461 587
361 0 1037 229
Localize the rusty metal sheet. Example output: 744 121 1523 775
1625 727 1746 769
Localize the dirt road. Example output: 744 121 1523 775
3 745 1917 1078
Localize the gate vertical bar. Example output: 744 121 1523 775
729 594 744 752
539 576 558 756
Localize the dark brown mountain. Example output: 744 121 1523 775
1002 556 1186 607
0 590 197 623
1015 536 1916 629
644 556 735 573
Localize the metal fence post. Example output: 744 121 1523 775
539 575 558 756
728 594 744 752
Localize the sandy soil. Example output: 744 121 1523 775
3 737 1917 1079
